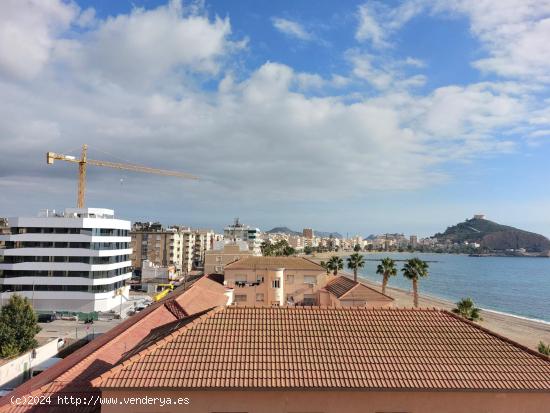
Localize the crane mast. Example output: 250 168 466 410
46 144 198 208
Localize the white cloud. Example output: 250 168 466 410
355 1 425 48
0 0 547 227
431 0 550 82
272 17 312 41
63 0 242 88
404 57 426 68
0 0 78 80
345 50 427 90
355 4 387 47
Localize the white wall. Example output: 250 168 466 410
0 338 60 389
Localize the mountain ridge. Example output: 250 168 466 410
266 227 343 239
434 217 550 253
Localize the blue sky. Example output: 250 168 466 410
1 0 550 237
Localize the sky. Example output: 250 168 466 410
1 0 550 238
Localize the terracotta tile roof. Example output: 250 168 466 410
0 275 228 413
174 276 229 315
324 275 393 303
93 306 550 391
224 256 324 271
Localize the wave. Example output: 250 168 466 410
479 308 550 326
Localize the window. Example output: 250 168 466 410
286 274 295 284
234 294 247 303
272 279 280 288
303 294 316 306
235 274 247 282
215 266 222 272
216 256 222 263
256 293 264 302
304 275 316 285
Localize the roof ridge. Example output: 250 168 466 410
443 309 550 363
91 306 226 388
56 282 203 382
339 272 395 301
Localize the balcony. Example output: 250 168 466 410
233 280 263 288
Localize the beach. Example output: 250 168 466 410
361 278 550 351
309 254 550 351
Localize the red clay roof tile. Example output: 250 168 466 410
93 306 550 391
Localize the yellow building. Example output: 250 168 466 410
224 256 328 306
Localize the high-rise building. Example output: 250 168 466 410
302 228 314 239
410 235 418 247
0 208 132 313
130 227 185 273
192 229 215 269
223 218 261 254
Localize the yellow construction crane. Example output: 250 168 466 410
46 144 198 208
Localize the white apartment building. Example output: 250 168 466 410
0 208 132 313
223 218 261 254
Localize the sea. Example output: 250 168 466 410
352 252 550 324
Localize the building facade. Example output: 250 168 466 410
224 256 328 306
204 242 253 274
0 208 132 313
223 218 261 254
131 226 215 275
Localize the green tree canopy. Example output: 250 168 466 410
0 295 41 358
452 298 482 322
347 253 365 282
326 256 344 276
538 341 550 356
261 239 296 256
401 258 429 308
376 257 397 295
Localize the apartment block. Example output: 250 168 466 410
302 228 313 239
204 242 253 274
0 208 132 313
224 256 328 306
224 218 261 254
130 228 185 273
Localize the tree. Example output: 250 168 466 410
260 240 273 256
401 258 429 308
303 246 313 255
347 253 365 282
261 240 295 256
353 244 361 252
326 256 344 276
0 295 41 358
538 341 550 356
320 261 330 275
452 298 482 322
376 257 397 295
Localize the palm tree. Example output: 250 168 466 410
453 298 482 322
401 258 429 308
538 341 550 356
320 261 330 275
326 256 343 276
376 257 397 295
347 253 365 282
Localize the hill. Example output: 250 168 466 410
266 227 301 236
434 217 550 253
266 227 342 239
